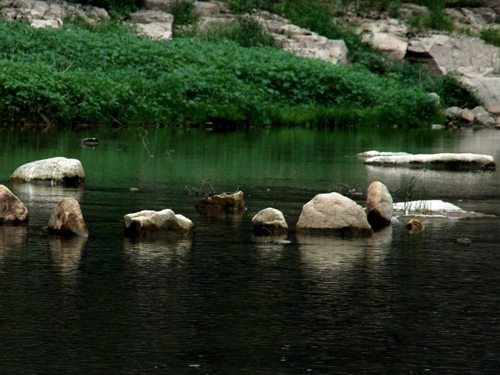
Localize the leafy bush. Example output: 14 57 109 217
171 0 198 26
74 0 143 14
480 27 500 48
199 16 275 48
0 20 440 128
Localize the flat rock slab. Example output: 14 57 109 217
124 209 194 237
461 76 500 115
364 153 495 171
10 157 86 185
357 150 411 158
393 199 494 220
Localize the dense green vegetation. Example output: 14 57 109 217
0 20 442 128
480 27 500 48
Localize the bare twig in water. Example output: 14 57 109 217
185 178 216 196
139 130 154 158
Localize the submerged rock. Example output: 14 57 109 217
124 209 194 237
196 191 245 212
81 138 99 147
252 207 288 235
364 153 495 171
366 181 393 230
10 157 86 186
406 219 424 234
357 150 410 158
48 198 88 237
296 192 373 236
0 185 29 225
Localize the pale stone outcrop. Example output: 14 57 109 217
48 198 89 237
196 191 245 212
366 182 393 230
357 18 408 60
461 77 500 115
364 153 496 170
296 192 373 235
0 0 109 27
471 106 496 126
10 157 85 185
252 207 288 234
0 185 29 225
394 200 465 214
257 12 347 65
406 35 500 77
124 209 194 236
130 9 174 40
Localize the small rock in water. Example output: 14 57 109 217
81 138 99 147
130 187 139 192
406 219 424 234
456 237 472 245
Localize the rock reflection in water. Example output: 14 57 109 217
252 234 290 261
11 182 84 227
48 236 87 278
123 237 193 268
296 233 370 274
0 226 28 263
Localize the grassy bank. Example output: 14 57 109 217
0 20 442 128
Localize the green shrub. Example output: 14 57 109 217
171 0 198 26
0 20 440 128
74 0 143 14
199 16 275 48
480 27 500 48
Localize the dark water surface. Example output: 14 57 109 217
0 128 499 374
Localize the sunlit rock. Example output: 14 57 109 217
48 198 89 237
461 77 500 115
196 191 245 213
366 181 393 230
364 153 496 170
252 207 288 235
124 209 194 237
357 150 410 158
296 192 373 236
0 185 29 225
10 157 85 186
406 219 424 234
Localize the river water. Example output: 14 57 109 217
0 127 499 374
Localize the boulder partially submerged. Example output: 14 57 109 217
364 153 495 171
10 157 86 186
124 209 194 237
252 208 288 235
0 185 29 225
393 199 492 220
48 198 89 237
296 192 373 236
196 191 245 213
366 181 393 230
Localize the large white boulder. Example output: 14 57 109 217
252 207 288 234
461 77 500 115
48 198 89 237
10 157 85 185
364 153 496 170
296 192 373 235
0 185 29 224
124 209 194 237
366 181 393 230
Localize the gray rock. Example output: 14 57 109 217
0 185 29 225
456 237 472 245
130 9 173 23
406 219 424 234
136 21 173 40
296 192 373 235
10 157 85 185
252 207 288 234
48 198 88 237
366 181 393 230
364 153 496 170
124 209 194 237
471 106 496 126
30 18 61 28
461 77 500 115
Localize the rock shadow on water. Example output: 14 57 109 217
123 237 194 267
48 236 87 278
0 226 28 263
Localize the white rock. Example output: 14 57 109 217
394 200 465 214
124 209 194 236
296 192 373 235
461 77 500 115
357 150 410 158
364 153 496 170
30 18 62 28
130 9 173 23
10 157 85 185
252 207 288 234
136 21 173 40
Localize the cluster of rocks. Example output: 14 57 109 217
0 0 109 28
445 105 497 127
